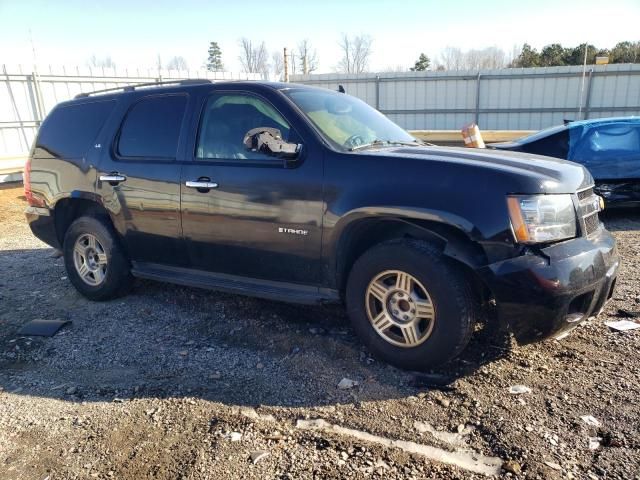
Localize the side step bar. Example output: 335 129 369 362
131 262 340 305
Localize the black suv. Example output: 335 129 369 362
25 80 619 370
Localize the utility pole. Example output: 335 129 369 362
578 42 588 119
283 47 289 82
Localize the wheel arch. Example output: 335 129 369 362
53 194 116 247
333 213 491 300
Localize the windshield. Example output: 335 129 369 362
283 88 417 151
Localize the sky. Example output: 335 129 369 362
1 0 639 74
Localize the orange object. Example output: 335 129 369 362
461 123 485 148
506 197 530 242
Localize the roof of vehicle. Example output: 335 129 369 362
505 116 640 145
566 116 640 127
71 80 319 102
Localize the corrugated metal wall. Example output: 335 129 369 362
291 64 640 131
0 65 260 158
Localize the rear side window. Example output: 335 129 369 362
36 100 116 159
118 95 187 159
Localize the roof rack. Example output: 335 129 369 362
74 79 212 99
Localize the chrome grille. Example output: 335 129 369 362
577 187 594 201
576 186 601 237
584 212 600 235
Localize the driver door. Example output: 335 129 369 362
180 91 324 285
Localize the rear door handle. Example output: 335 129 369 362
99 173 127 185
185 180 219 190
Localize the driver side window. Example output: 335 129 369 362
196 93 291 161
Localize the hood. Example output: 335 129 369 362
357 145 593 194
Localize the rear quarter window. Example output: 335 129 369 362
36 100 116 159
117 94 187 159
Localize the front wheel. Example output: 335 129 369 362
63 216 133 301
346 240 478 370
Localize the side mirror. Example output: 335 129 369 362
243 127 301 161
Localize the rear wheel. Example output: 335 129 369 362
63 216 133 300
346 240 477 370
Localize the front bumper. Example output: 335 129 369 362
478 228 619 344
25 206 60 249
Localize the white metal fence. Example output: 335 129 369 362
291 64 640 131
0 64 259 164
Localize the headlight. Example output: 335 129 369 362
507 194 577 244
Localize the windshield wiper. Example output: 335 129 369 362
349 139 423 151
349 139 387 151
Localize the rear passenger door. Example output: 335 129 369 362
96 93 190 266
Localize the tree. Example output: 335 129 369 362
272 51 284 80
539 43 566 66
610 41 640 63
238 38 269 79
297 39 319 74
166 56 188 70
439 46 464 70
410 53 430 71
564 43 598 66
337 34 373 73
513 43 540 67
207 41 224 72
87 55 116 69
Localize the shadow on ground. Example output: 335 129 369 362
0 246 512 408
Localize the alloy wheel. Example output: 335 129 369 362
365 270 436 348
72 233 108 286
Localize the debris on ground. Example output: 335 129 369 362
580 415 601 427
509 385 531 394
337 377 358 389
249 450 269 464
604 319 640 331
17 319 71 337
295 418 503 476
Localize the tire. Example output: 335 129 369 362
346 239 477 370
63 216 133 301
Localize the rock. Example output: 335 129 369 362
580 415 601 427
250 450 269 464
178 350 188 356
337 378 358 389
436 397 451 408
374 458 390 470
544 461 562 471
228 432 242 442
256 362 264 369
588 436 602 450
340 451 349 460
509 385 531 394
65 386 77 395
502 460 522 475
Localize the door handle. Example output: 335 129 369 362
99 173 127 185
185 180 219 189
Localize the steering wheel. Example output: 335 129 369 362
344 134 367 149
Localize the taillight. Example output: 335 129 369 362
24 157 45 207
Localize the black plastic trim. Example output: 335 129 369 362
131 262 340 305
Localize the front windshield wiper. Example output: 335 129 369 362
349 139 424 151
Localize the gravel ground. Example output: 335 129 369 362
1 183 639 479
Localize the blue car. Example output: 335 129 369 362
489 117 640 208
